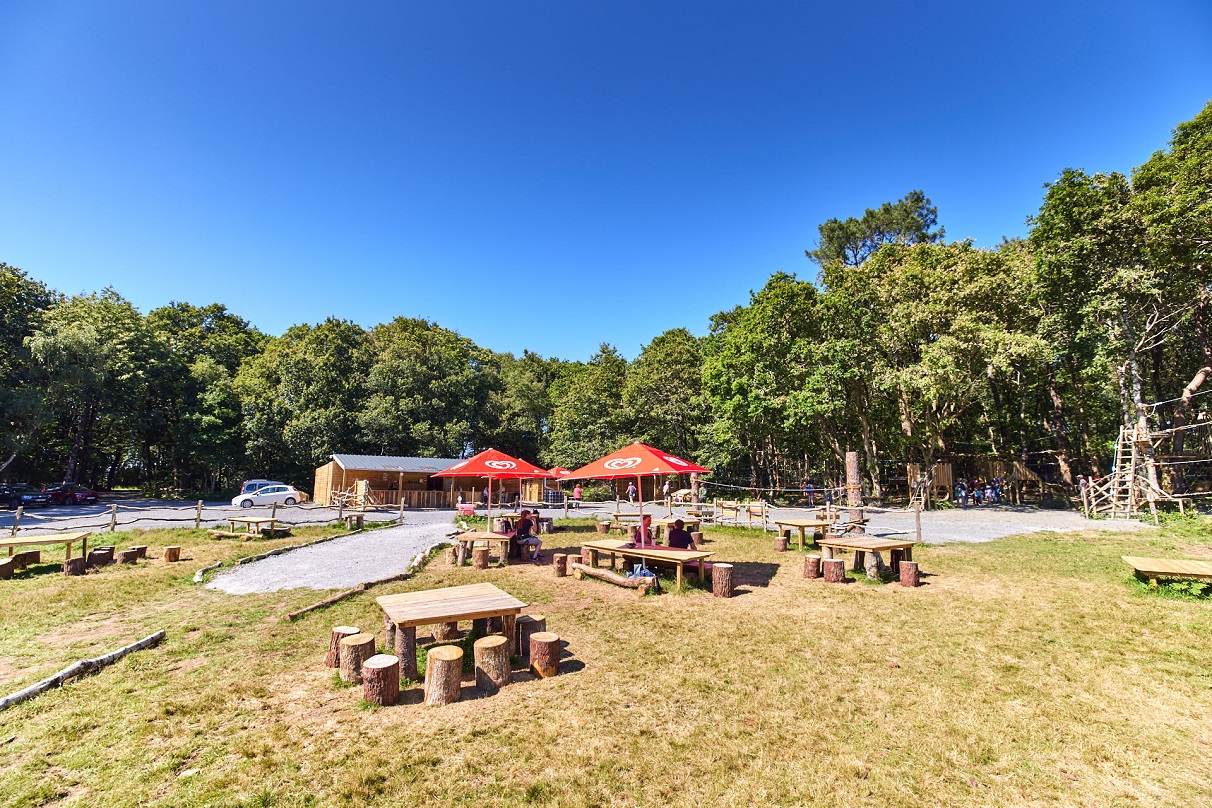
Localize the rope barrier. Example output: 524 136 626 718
1147 388 1212 408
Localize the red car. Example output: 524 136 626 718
42 483 100 505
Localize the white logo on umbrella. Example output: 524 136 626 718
604 457 642 470
663 455 689 467
485 460 517 470
448 460 469 471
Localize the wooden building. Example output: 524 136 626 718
313 454 486 509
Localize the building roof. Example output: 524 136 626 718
331 454 464 473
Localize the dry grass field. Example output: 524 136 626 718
1 515 1211 807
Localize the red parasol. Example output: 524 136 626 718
567 443 710 545
433 449 554 531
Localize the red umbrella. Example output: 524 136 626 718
432 449 554 532
549 466 572 478
567 443 710 545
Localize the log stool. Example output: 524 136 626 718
595 521 610 534
711 563 734 598
339 633 376 684
432 622 460 642
86 549 109 568
361 654 400 706
515 615 547 659
395 625 418 682
0 557 13 580
14 550 41 570
424 645 463 705
774 536 788 553
580 547 593 567
445 546 458 566
899 561 919 588
117 549 139 564
163 546 181 563
129 545 148 559
63 557 86 577
691 531 704 545
473 635 511 695
823 558 846 583
472 547 490 570
626 524 639 542
326 625 361 668
529 632 561 678
553 553 568 577
804 555 821 579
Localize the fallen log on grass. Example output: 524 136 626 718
0 631 166 711
193 560 223 583
569 562 655 596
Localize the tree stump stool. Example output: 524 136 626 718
864 551 884 580
626 524 639 542
820 545 834 560
804 555 821 579
130 545 148 559
326 625 361 668
529 632 561 678
774 536 788 553
823 558 846 583
445 546 458 566
117 549 139 564
691 531 704 545
424 645 463 705
899 561 919 588
339 633 376 684
395 625 418 682
580 547 594 567
432 622 460 642
361 654 400 706
163 546 181 563
89 548 114 568
553 553 568 577
712 563 735 598
595 521 610 534
0 557 13 580
14 550 42 570
473 635 511 695
63 557 86 577
472 547 490 570
515 615 547 659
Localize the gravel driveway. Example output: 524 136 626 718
206 511 456 594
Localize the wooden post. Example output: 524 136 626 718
383 614 396 655
553 553 568 577
823 558 845 583
271 501 278 522
890 549 904 576
195 500 203 529
63 557 86 576
109 503 118 532
396 625 418 682
473 547 489 570
10 506 22 537
846 450 862 507
864 551 884 580
914 502 922 544
515 615 547 659
338 633 376 684
529 632 561 678
899 561 919 587
804 555 821 579
473 635 511 695
432 622 460 642
163 546 181 563
712 563 734 598
445 546 458 566
398 472 406 523
361 654 400 706
424 646 463 705
326 625 360 667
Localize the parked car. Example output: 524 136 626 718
241 479 286 495
42 483 101 505
232 484 303 508
0 483 52 509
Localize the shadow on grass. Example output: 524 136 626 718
730 561 779 588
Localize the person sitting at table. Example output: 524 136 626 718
636 514 655 547
666 519 697 550
511 509 542 561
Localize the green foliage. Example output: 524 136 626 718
806 189 944 267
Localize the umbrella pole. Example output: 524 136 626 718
637 473 644 547
487 473 493 533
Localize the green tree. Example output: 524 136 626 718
806 190 944 267
545 345 629 469
623 328 705 458
0 263 53 474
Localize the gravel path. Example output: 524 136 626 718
206 511 456 594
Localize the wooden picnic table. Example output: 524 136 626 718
377 583 527 680
455 530 512 566
228 517 278 537
581 538 714 590
772 518 835 551
1122 556 1212 587
0 531 91 562
650 516 701 539
817 535 914 572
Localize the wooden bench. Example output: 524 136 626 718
342 513 365 530
818 535 914 573
0 532 91 565
1122 556 1212 587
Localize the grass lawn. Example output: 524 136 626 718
1 516 1211 806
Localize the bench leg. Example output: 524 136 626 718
904 547 913 562
676 563 683 590
501 614 517 655
852 550 865 573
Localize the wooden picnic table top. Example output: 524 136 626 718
651 516 701 526
818 535 914 552
1122 556 1212 580
456 530 511 542
377 582 526 628
582 538 714 564
229 517 277 525
773 517 834 528
0 531 92 549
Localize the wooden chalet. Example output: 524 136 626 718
313 454 485 509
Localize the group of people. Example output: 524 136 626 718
629 514 698 550
953 477 1005 507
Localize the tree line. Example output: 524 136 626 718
2 101 1208 499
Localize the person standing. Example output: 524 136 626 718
805 481 815 507
627 481 637 503
572 483 583 508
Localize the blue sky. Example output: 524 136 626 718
2 1 1210 360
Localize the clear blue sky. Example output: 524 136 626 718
2 1 1210 360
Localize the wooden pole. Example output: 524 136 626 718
845 450 861 507
195 500 203 529
10 506 21 538
914 502 922 544
109 503 117 532
398 472 405 523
